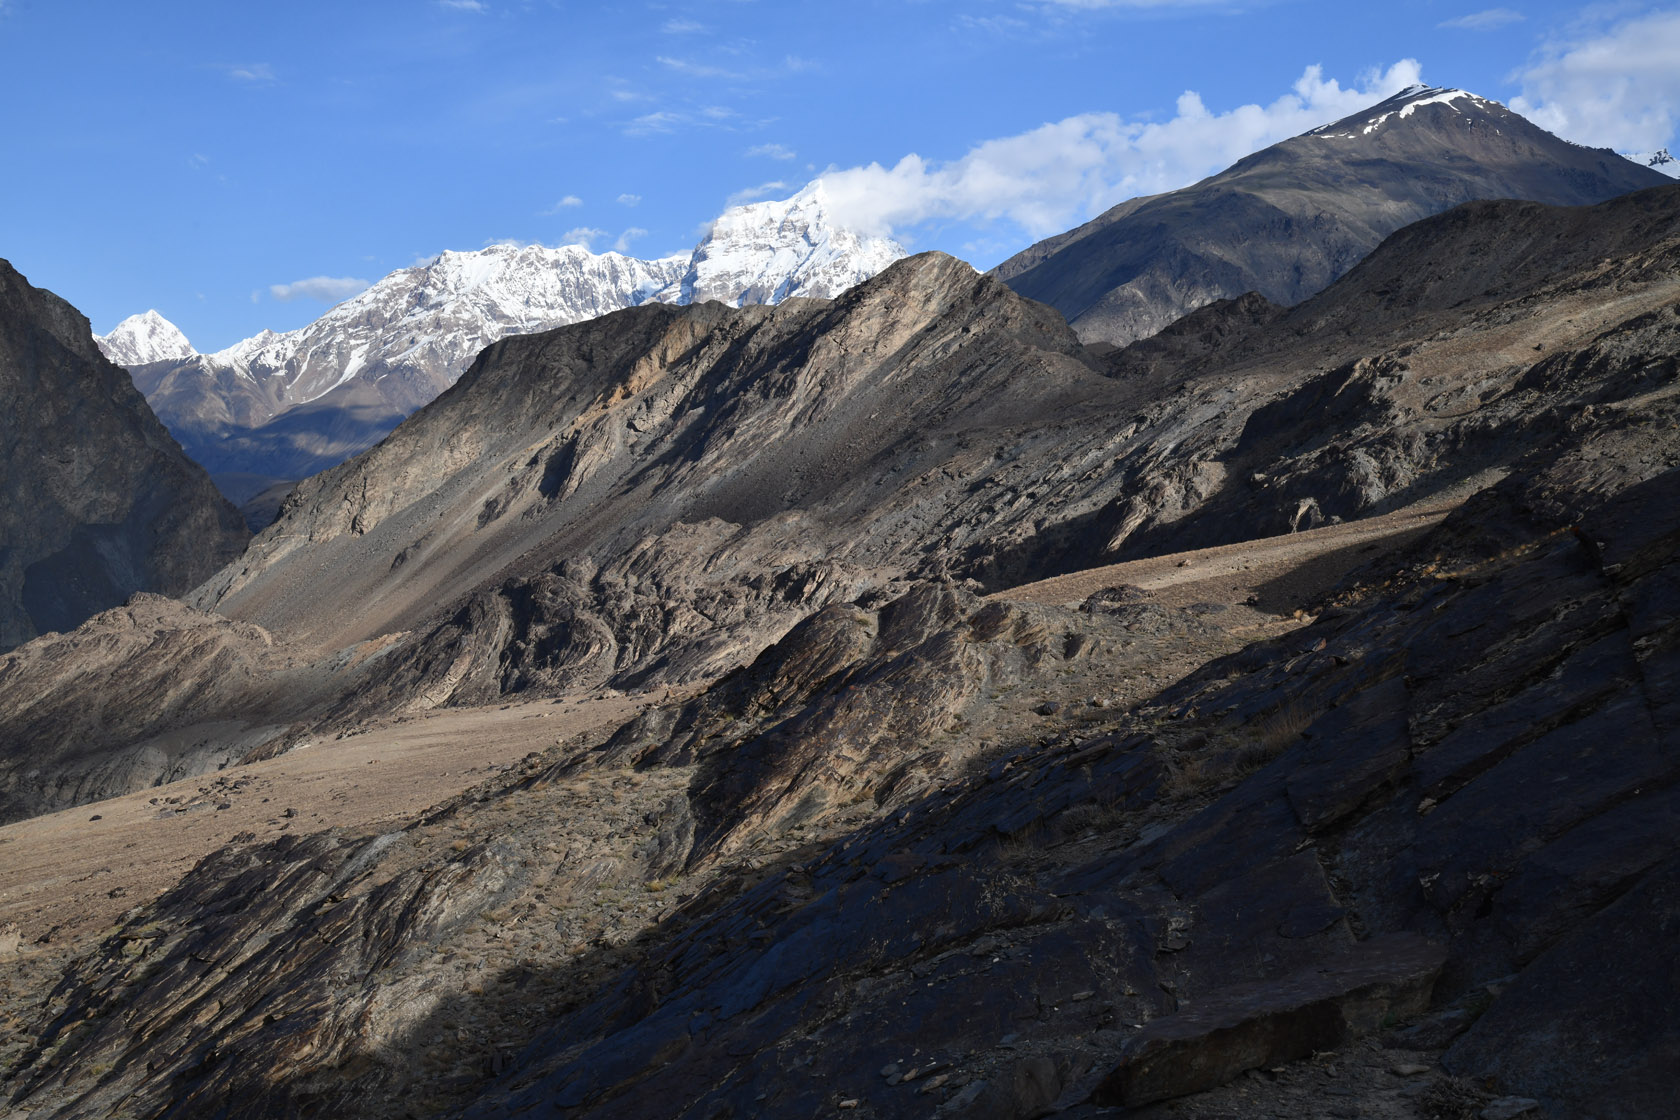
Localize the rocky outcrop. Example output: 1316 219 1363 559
995 85 1671 346
0 261 247 651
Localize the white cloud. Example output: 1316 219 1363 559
1510 9 1680 153
218 62 276 83
617 193 642 206
268 276 370 303
748 142 797 160
662 18 703 33
437 0 487 10
1438 8 1524 31
613 227 649 252
727 180 789 207
561 227 609 249
818 61 1424 239
541 195 584 214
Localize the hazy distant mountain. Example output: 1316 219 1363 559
99 182 904 509
0 261 247 651
994 84 1672 346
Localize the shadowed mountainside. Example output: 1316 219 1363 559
0 261 247 652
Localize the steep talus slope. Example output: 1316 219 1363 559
10 400 1678 1119
0 261 248 651
996 85 1670 346
192 252 1131 693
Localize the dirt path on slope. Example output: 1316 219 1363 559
992 481 1492 622
0 693 670 955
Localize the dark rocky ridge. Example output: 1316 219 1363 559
0 261 248 651
995 85 1670 346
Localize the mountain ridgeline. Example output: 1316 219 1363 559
994 85 1672 346
100 183 905 511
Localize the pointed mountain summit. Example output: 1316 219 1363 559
994 84 1671 346
111 186 905 509
97 309 195 366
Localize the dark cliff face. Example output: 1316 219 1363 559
0 261 248 650
995 87 1673 346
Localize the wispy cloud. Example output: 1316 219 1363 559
748 142 797 160
662 18 704 33
657 56 745 80
217 62 276 83
561 227 609 249
625 110 684 136
818 60 1424 240
726 180 790 207
437 0 487 10
188 153 211 169
617 193 642 206
541 195 584 214
269 276 370 303
1510 9 1680 153
613 227 649 252
1438 8 1524 31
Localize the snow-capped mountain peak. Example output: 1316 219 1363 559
658 180 907 307
1309 85 1498 140
97 310 195 366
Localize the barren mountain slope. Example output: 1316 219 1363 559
191 253 1132 674
0 262 247 651
4 188 1678 825
995 85 1670 346
8 397 1678 1119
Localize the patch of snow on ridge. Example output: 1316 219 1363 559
97 310 195 366
1309 85 1494 141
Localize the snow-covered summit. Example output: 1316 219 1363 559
97 310 195 366
1638 148 1679 179
1309 85 1500 140
194 242 689 410
657 180 907 307
108 182 907 482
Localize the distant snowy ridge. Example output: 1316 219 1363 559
98 181 906 429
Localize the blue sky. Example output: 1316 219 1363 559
2 1 1677 352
